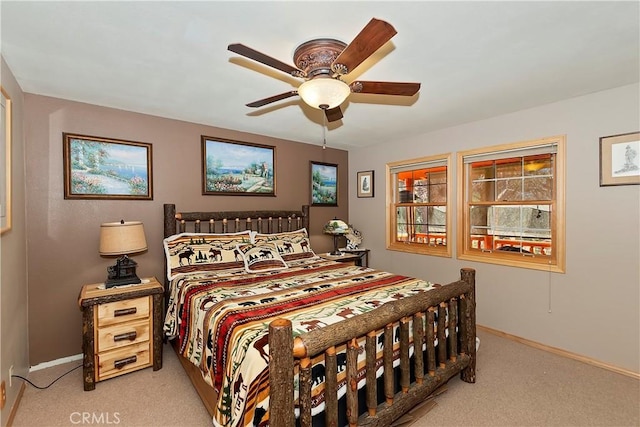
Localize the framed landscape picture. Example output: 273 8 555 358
202 136 275 196
599 131 640 186
310 161 338 206
63 133 153 200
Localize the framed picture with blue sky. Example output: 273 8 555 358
201 136 276 196
63 133 153 200
310 161 338 206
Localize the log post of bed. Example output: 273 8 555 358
269 319 296 427
459 267 477 383
268 268 476 427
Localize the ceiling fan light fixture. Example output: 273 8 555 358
298 78 350 110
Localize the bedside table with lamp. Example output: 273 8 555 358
78 220 163 391
319 219 370 267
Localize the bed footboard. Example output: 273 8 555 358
269 268 476 427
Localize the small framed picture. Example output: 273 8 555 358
63 133 153 200
357 170 374 198
310 161 338 206
599 132 640 186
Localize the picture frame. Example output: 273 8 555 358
1 86 12 234
357 170 374 198
599 131 640 186
310 161 338 206
63 133 153 200
202 136 275 196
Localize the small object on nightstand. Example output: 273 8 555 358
78 277 163 391
345 227 363 250
99 220 148 288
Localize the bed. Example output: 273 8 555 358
163 203 476 427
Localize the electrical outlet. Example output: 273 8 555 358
9 365 13 387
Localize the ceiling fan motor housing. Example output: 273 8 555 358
293 38 347 78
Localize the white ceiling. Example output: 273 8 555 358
2 1 639 150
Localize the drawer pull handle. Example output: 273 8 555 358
114 307 137 317
114 355 137 370
113 331 137 342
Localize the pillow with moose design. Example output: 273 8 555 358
236 242 288 273
253 228 317 262
163 231 252 280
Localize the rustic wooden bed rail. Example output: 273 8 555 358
163 204 309 236
269 268 476 427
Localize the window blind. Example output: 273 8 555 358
463 143 557 164
389 158 448 174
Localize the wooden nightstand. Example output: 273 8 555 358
319 249 369 267
78 277 164 391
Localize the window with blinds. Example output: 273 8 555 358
386 153 452 257
457 136 566 272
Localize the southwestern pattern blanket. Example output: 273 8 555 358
164 256 441 427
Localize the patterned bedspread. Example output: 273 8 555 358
164 256 435 427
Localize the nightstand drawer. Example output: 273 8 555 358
97 296 150 327
97 319 150 352
97 341 150 381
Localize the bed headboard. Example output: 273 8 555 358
163 204 310 238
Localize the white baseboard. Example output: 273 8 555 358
29 353 83 372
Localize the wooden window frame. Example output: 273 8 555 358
386 153 452 258
457 136 566 272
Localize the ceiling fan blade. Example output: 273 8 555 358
331 18 397 75
246 91 299 108
324 106 343 122
228 44 306 77
350 81 421 96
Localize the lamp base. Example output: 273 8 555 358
330 234 342 256
105 275 142 289
105 255 142 288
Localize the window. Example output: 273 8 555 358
457 136 565 272
386 154 452 257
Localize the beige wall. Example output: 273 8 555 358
23 94 348 364
1 57 28 425
349 83 640 373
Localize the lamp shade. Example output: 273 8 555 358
323 218 349 235
99 221 148 255
298 78 351 110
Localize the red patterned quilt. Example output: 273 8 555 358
164 257 435 427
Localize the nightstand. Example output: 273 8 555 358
319 249 369 267
78 277 164 391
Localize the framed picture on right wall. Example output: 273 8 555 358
357 170 374 198
599 131 640 186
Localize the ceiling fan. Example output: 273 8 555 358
228 18 421 122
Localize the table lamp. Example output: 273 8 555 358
99 220 148 288
323 218 349 256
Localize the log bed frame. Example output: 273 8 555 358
163 203 476 427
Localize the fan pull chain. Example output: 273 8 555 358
322 111 327 150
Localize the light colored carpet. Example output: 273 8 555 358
11 330 640 427
10 343 211 427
